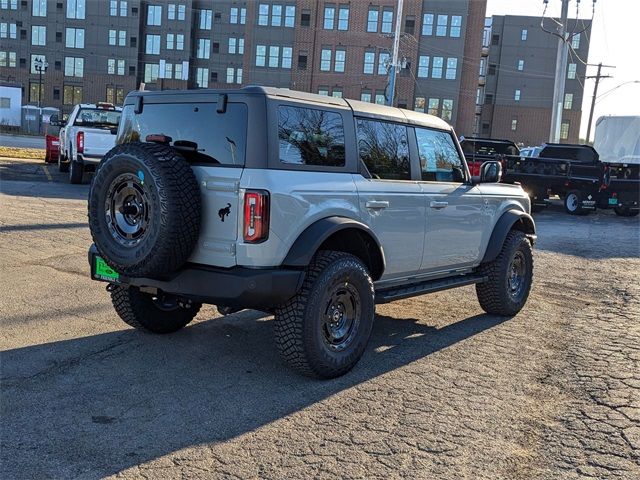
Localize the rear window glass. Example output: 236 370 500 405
74 108 121 128
278 105 346 166
356 118 410 180
460 140 519 156
117 102 247 166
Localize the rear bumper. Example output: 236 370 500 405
88 245 304 310
78 154 103 165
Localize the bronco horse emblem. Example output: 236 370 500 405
218 203 231 222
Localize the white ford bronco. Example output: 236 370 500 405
87 87 535 378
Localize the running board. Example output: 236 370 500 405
375 274 488 304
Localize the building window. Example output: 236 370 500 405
285 6 295 27
271 4 282 26
441 99 453 121
378 52 389 75
29 82 44 103
431 56 443 78
560 122 570 139
162 62 172 79
110 1 127 17
417 55 429 78
422 13 434 35
106 87 124 105
67 0 85 19
332 88 342 98
320 48 331 71
63 85 83 105
166 33 174 49
491 34 500 45
256 45 266 66
258 4 269 26
323 6 335 29
269 45 280 67
65 28 84 48
381 9 393 33
318 87 329 96
174 63 183 79
338 6 349 30
108 58 115 74
298 52 308 70
64 57 84 77
196 67 208 88
0 51 17 67
564 93 573 110
282 47 292 69
367 9 379 32
176 34 184 50
511 119 518 131
109 30 125 47
168 4 175 19
31 26 46 46
479 58 486 76
30 54 46 74
571 33 580 49
521 29 528 41
228 37 236 54
517 59 524 71
226 67 234 84
32 0 46 16
200 10 212 29
197 39 210 59
144 63 159 82
450 15 462 37
119 30 126 46
147 5 162 25
567 63 577 79
334 48 345 72
414 96 425 112
375 92 385 105
363 51 375 74
404 16 415 35
1 23 16 39
361 90 372 102
488 64 496 75
428 98 439 116
445 58 457 80
230 7 246 24
146 35 161 54
514 89 521 101
436 15 448 36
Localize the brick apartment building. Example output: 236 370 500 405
477 15 591 145
0 0 486 135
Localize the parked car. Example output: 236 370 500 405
52 103 122 183
87 87 536 378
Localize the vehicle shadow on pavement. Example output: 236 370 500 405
0 310 508 479
0 178 90 201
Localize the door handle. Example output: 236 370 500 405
430 201 449 209
365 200 390 210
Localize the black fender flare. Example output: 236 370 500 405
482 209 536 263
282 217 386 277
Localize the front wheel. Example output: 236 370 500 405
614 206 639 217
476 230 534 316
274 251 375 379
110 285 201 334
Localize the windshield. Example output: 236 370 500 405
73 108 121 128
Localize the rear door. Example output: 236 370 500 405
414 127 488 272
352 117 425 279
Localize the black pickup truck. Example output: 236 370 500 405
461 139 639 216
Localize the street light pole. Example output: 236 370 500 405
34 57 48 109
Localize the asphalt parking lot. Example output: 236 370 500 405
1 157 639 479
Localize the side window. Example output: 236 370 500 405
278 105 345 166
415 127 464 182
356 118 410 180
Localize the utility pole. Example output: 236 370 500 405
386 0 404 106
549 0 570 143
585 62 614 142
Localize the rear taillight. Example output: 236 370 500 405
77 131 84 154
243 190 270 243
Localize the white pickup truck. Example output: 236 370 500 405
56 103 122 183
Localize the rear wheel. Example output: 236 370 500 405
110 285 201 334
614 206 639 217
476 230 533 316
564 190 589 215
274 251 375 378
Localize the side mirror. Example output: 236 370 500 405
479 160 502 183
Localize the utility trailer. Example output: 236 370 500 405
461 139 637 216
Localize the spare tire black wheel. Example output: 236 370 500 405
88 142 201 277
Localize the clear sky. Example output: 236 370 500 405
486 0 640 141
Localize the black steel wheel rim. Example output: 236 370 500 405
507 251 527 301
322 279 361 352
105 173 151 247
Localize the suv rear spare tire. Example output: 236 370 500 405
88 143 201 277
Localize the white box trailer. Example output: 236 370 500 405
0 84 22 128
594 115 640 165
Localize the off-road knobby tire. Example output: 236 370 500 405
110 285 201 334
69 160 84 184
614 206 639 217
88 142 201 277
564 189 589 216
274 250 375 379
476 230 533 316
